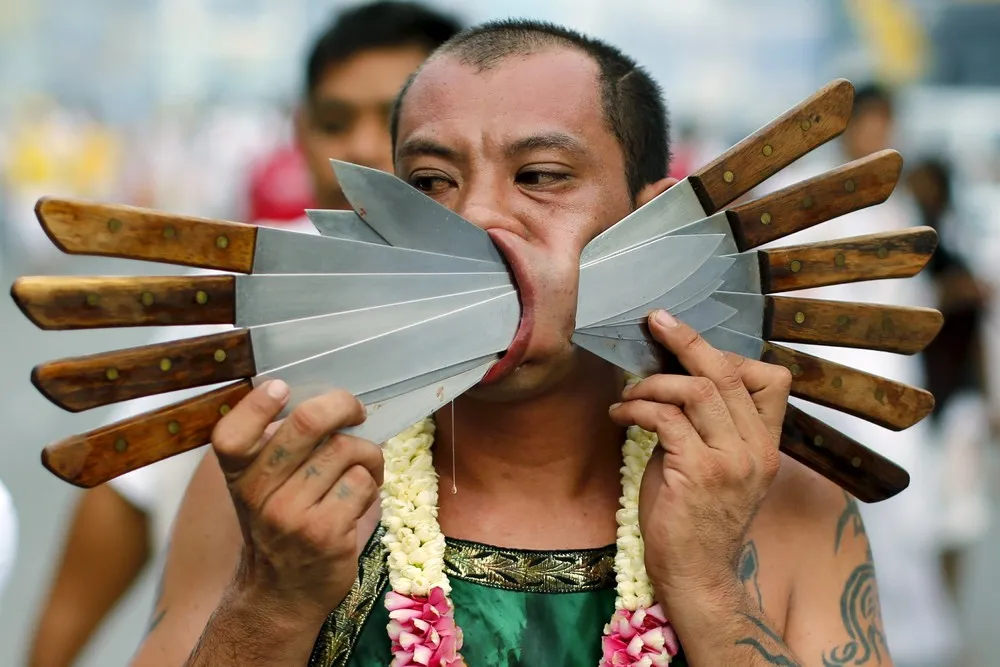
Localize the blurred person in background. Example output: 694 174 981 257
25 3 461 666
756 82 962 667
0 479 17 615
907 157 995 605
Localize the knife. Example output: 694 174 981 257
573 327 934 432
33 197 506 275
305 209 389 245
29 231 723 412
579 79 857 264
11 272 515 330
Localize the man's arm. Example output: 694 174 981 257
28 485 149 667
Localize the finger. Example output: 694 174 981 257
212 380 291 477
623 375 741 449
647 310 763 438
233 389 366 508
271 434 383 511
609 400 703 463
316 464 382 524
722 353 793 443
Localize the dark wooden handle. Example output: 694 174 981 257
32 331 255 412
34 197 257 272
11 275 235 330
41 381 252 487
727 149 902 251
765 296 943 355
688 79 854 214
762 342 934 431
779 404 909 503
761 227 938 293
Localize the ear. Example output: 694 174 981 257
634 177 678 209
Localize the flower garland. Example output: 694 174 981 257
379 379 679 667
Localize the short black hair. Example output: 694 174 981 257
390 19 670 200
852 81 895 118
305 1 462 96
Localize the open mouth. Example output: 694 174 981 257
479 229 534 385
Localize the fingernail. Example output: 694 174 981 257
266 380 289 401
622 383 634 398
608 402 623 412
653 309 679 327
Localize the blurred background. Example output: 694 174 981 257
1 0 999 665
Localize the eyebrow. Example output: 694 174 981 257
396 137 459 162
504 132 588 159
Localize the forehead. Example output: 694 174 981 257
313 45 430 103
396 47 610 152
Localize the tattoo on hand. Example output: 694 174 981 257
146 608 166 636
736 612 802 666
739 541 764 611
822 561 887 666
305 465 320 479
336 482 351 499
268 446 290 466
834 492 865 554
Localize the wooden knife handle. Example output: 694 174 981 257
41 381 252 487
35 197 257 272
32 330 255 412
761 342 934 431
688 79 854 214
11 275 235 330
727 149 902 251
764 296 943 355
779 404 909 503
761 227 938 293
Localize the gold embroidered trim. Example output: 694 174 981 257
308 525 390 667
443 537 616 593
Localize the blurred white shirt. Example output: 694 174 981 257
0 479 17 612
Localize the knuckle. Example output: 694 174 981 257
699 455 728 486
288 400 330 439
772 364 794 391
760 445 782 479
735 449 756 479
655 404 684 424
690 377 718 402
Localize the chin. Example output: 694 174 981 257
468 348 580 403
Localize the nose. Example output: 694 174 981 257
453 177 524 238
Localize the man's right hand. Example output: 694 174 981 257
210 379 382 622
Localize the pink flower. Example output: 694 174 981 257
386 588 467 667
601 604 679 666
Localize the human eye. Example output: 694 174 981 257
408 171 455 195
515 167 571 188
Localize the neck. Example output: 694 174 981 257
433 353 626 504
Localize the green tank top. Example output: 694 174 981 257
308 525 687 666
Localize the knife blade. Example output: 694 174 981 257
330 159 508 265
33 198 505 274
573 328 934 431
30 287 511 412
580 79 856 264
580 297 738 340
11 272 516 330
305 209 388 245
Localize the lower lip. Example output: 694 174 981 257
479 230 534 385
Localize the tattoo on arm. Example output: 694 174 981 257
739 540 764 611
821 561 887 665
834 492 865 554
735 612 802 666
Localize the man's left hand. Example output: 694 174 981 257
608 309 792 613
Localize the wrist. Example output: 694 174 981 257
653 571 745 633
226 579 332 638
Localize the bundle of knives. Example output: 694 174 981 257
10 79 942 504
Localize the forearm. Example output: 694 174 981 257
659 578 804 667
184 586 329 667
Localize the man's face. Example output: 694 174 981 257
843 103 894 160
297 45 431 209
394 48 654 400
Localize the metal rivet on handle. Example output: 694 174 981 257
789 260 802 273
801 195 814 209
214 349 227 363
160 358 172 372
762 144 773 157
216 235 229 249
167 421 180 435
844 178 856 192
789 363 802 377
141 291 154 307
219 404 231 416
760 212 772 225
874 388 886 403
800 119 812 131
877 246 889 259
107 218 123 233
832 376 843 389
837 315 850 327
794 311 806 324
114 438 128 453
835 253 846 267
195 290 208 305
86 293 100 307
163 226 176 240
105 367 119 381
813 435 824 447
723 170 734 183
852 457 862 468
